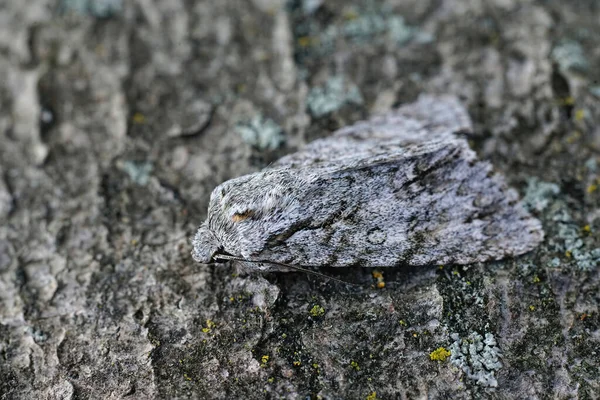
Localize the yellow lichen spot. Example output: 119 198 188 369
575 109 585 121
230 297 235 302
366 391 377 400
184 373 192 381
293 361 301 367
565 250 572 258
438 265 444 269
563 96 575 106
132 112 145 124
529 305 536 311
373 270 385 288
312 363 319 369
587 184 597 194
452 270 460 276
309 305 325 317
297 36 312 47
489 32 500 46
343 9 359 20
202 319 215 333
466 281 471 285
566 130 581 144
350 361 360 371
95 44 106 56
267 377 274 383
412 333 418 338
281 333 287 339
582 225 592 234
532 275 541 283
399 319 407 326
261 355 269 365
429 347 451 361
236 84 247 94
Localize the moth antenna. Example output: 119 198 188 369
214 254 357 286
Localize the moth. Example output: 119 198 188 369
192 95 543 271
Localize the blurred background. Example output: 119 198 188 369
0 1 599 399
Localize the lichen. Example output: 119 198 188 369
306 76 363 117
590 86 600 98
372 270 385 289
293 5 433 64
551 39 589 73
449 332 502 388
524 178 599 271
261 355 269 366
235 116 285 151
429 347 451 362
121 161 153 186
366 392 377 400
309 305 325 317
522 177 560 213
58 0 122 17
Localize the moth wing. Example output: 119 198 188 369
273 95 471 170
252 137 543 267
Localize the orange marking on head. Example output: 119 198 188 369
232 210 254 222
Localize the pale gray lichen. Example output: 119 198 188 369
58 0 122 17
584 157 597 173
306 76 363 117
548 257 561 268
300 0 323 15
341 13 387 43
121 161 153 186
449 332 502 388
522 177 560 213
235 116 285 151
551 40 589 73
333 9 431 46
295 7 432 65
525 178 599 271
551 204 600 271
590 86 600 99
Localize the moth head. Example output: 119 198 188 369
191 223 221 263
200 170 303 259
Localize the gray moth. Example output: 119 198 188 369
192 95 544 269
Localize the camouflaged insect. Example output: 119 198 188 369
192 95 544 269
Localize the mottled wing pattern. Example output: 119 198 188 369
272 95 472 169
249 137 542 267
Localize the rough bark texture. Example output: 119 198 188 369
1 0 599 399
